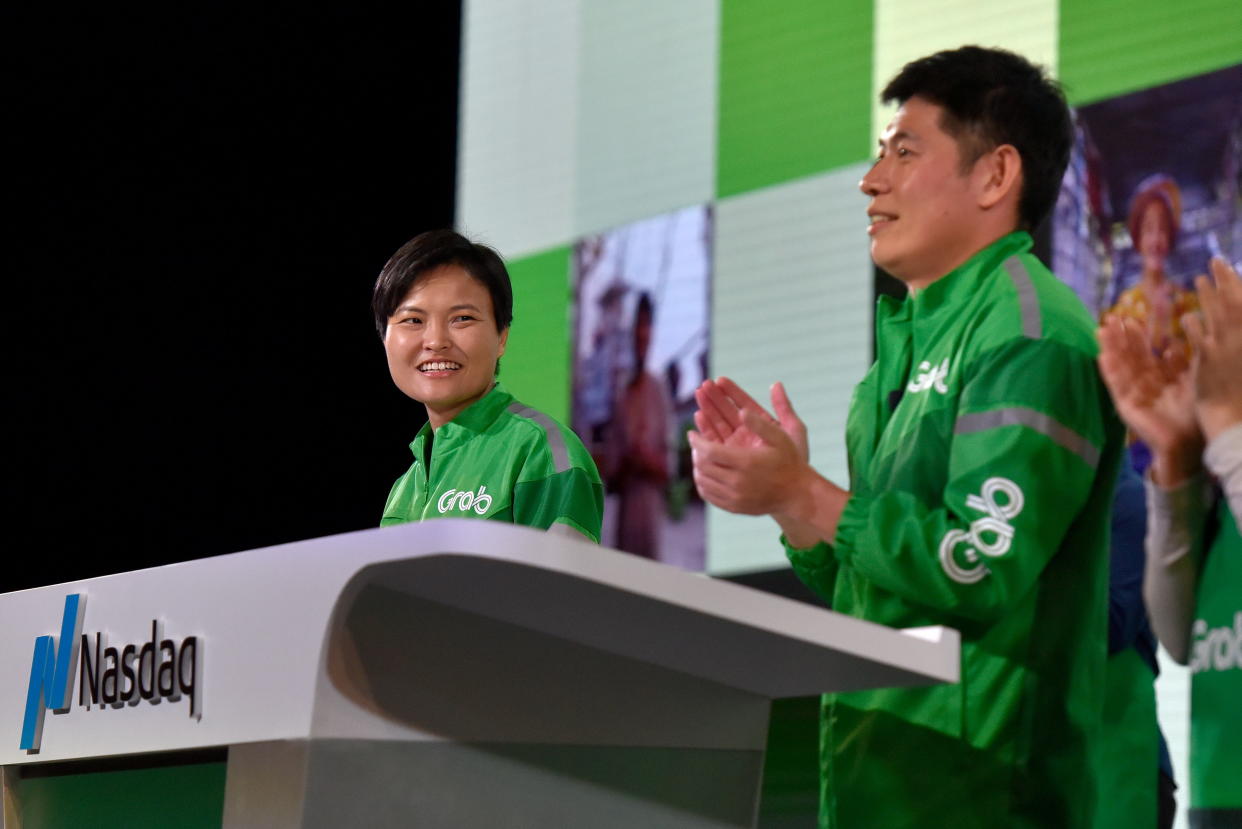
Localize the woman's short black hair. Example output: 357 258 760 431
371 229 514 337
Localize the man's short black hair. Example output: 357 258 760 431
882 45 1072 231
371 229 514 338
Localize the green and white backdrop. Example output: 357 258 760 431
457 1 1240 822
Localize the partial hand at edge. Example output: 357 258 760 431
1185 257 1242 443
1097 314 1202 486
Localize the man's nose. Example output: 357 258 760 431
859 158 888 196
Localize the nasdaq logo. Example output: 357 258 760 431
19 594 201 752
20 593 86 751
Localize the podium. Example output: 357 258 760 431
0 521 957 828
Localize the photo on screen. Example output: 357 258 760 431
1052 64 1242 471
571 205 711 570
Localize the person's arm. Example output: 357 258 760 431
1097 293 1210 663
1142 473 1210 664
690 379 841 602
636 377 673 484
824 338 1113 623
694 339 1114 624
691 378 834 546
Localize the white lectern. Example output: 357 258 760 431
0 521 957 828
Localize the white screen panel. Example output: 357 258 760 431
457 0 581 256
573 0 719 238
709 164 873 574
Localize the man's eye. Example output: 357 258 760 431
453 315 478 323
895 147 911 157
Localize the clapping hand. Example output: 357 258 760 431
1184 257 1242 443
688 378 809 516
1098 314 1202 485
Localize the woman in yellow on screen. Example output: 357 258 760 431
1106 175 1199 358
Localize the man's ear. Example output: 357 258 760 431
975 144 1023 212
498 326 509 357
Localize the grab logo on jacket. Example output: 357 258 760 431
907 358 950 395
437 485 494 516
939 477 1025 584
1190 612 1242 674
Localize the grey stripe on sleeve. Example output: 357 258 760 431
955 407 1100 468
1003 256 1042 339
507 403 571 473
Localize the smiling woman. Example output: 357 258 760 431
371 230 604 541
384 265 510 429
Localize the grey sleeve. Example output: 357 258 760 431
1142 473 1212 664
1204 421 1242 533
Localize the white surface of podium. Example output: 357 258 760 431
0 520 958 828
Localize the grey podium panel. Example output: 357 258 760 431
226 739 761 829
225 585 772 828
344 553 955 699
3 521 959 828
308 740 760 829
316 583 770 748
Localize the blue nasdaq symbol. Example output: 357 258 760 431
20 594 86 751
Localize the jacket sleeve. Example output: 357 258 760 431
831 337 1117 623
781 365 881 604
783 537 838 606
512 424 605 543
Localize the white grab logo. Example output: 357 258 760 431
939 477 1025 584
907 359 950 395
1190 612 1242 674
437 486 494 516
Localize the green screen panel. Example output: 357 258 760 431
504 245 573 422
18 759 226 829
717 0 873 199
1059 0 1242 105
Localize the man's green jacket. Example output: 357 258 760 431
786 232 1123 828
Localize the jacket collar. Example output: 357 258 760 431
409 381 514 458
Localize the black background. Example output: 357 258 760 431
8 7 462 590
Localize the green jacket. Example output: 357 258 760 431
1190 499 1242 813
786 232 1123 828
382 382 604 542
